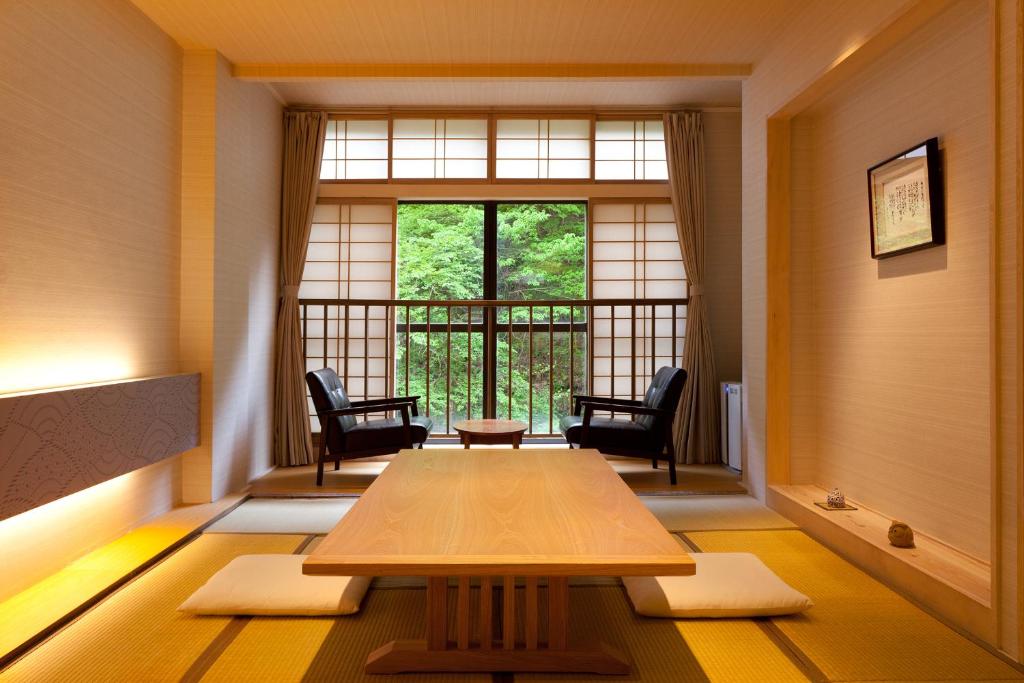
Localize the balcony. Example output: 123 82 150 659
301 296 687 437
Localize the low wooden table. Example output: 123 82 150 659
452 418 528 448
304 448 695 675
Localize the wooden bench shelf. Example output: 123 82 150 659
768 484 992 639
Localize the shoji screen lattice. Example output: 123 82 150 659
495 118 591 179
589 200 686 399
594 119 668 180
319 119 388 180
391 118 488 179
301 200 396 427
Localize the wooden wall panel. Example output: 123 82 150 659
789 0 991 561
0 375 199 522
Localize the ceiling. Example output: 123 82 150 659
129 0 810 107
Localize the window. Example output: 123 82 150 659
301 201 395 424
589 201 685 398
391 119 488 179
319 119 388 180
494 119 591 179
595 119 667 180
394 202 586 432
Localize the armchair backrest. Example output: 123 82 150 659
305 368 357 444
637 366 687 431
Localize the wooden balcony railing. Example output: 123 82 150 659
300 297 687 437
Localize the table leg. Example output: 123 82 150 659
462 433 471 449
364 575 629 674
512 433 521 449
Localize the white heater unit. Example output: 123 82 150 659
720 382 742 471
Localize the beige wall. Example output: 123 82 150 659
788 1 990 559
180 53 282 502
211 56 282 497
0 0 182 599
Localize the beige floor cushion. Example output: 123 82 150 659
179 554 371 616
623 552 813 618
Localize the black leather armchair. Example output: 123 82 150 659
559 366 687 485
305 368 432 486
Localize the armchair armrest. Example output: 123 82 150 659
349 395 422 416
571 394 642 415
579 401 673 448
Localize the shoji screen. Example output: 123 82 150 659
589 200 686 398
301 200 396 427
319 119 388 180
495 118 591 179
391 118 488 179
594 119 668 180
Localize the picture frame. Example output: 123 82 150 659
867 137 945 259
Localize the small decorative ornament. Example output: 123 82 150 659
888 521 915 548
826 488 846 508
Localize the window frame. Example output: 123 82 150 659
319 110 670 186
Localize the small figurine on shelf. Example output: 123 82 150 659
826 488 846 508
888 521 915 548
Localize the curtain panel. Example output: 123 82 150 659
273 111 327 467
664 111 721 465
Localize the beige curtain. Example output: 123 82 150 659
664 111 721 464
273 111 327 467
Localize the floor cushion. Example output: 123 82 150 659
623 552 812 618
179 554 371 616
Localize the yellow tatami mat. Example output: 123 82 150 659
0 533 305 682
206 498 355 534
641 494 797 531
0 495 243 665
686 530 1024 682
200 588 490 683
518 586 809 682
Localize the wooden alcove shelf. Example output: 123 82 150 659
768 484 993 639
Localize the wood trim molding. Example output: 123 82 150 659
0 374 200 521
233 63 752 81
1017 0 1024 659
765 117 791 487
987 0 1003 648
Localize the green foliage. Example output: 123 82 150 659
395 203 586 432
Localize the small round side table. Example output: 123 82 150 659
452 419 529 449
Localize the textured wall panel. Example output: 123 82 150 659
0 374 199 521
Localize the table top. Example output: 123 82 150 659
303 448 695 577
452 419 528 435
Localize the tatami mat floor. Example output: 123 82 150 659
3 495 1022 682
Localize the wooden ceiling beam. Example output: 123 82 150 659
232 63 752 81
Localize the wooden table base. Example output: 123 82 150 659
365 576 630 675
